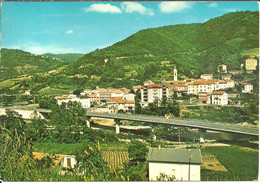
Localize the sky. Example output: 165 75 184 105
1 1 259 54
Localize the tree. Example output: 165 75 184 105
0 109 25 135
128 140 148 162
38 96 56 109
25 111 48 142
49 101 87 143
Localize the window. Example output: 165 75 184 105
67 158 71 167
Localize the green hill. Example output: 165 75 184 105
0 49 65 80
42 53 85 62
62 11 258 89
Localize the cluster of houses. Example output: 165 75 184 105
53 63 255 113
55 87 135 113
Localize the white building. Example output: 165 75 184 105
24 90 31 95
187 80 215 95
200 74 213 81
58 155 77 169
140 84 169 107
107 96 135 113
147 148 202 181
218 64 227 73
242 83 253 93
209 91 228 105
56 96 91 109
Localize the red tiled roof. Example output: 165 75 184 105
132 85 143 89
175 84 188 87
108 97 123 103
211 91 226 95
226 80 234 82
147 84 164 88
201 74 213 76
118 100 135 104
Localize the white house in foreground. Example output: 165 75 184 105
147 148 202 181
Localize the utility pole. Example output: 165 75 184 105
188 149 192 181
178 127 181 145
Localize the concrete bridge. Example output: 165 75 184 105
1 107 258 143
85 112 259 143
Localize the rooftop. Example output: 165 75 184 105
147 148 202 164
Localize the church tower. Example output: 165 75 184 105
173 66 178 81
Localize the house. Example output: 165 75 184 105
242 83 253 93
209 91 228 105
218 64 227 73
221 75 232 80
187 80 215 95
24 90 31 95
107 95 135 113
147 148 202 181
32 152 77 175
56 96 91 109
198 93 210 104
140 84 169 107
200 74 213 81
244 58 257 71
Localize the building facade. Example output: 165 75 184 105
140 84 169 107
147 148 202 181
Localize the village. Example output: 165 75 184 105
52 58 257 115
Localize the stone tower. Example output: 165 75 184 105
173 66 178 81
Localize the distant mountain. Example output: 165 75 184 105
0 48 65 80
62 11 258 89
42 53 85 62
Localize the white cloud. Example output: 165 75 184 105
83 4 122 14
221 8 237 12
159 2 192 13
120 2 154 16
65 30 74 34
208 2 218 8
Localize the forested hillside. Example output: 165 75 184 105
42 53 84 62
0 49 65 80
62 11 258 88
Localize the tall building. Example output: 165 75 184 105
173 66 178 81
140 84 169 107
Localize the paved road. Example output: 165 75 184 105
86 113 259 136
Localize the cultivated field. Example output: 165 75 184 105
102 151 129 170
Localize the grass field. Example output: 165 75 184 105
241 48 259 57
38 87 70 95
0 77 28 90
201 145 258 181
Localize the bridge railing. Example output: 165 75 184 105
86 112 237 126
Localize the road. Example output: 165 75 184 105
86 113 259 136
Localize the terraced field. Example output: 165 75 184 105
102 151 129 170
202 152 228 172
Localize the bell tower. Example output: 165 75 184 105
173 66 178 81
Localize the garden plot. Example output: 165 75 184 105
202 152 228 172
102 151 129 170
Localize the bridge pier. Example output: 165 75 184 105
198 129 206 143
86 117 91 128
152 129 156 141
114 119 120 134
